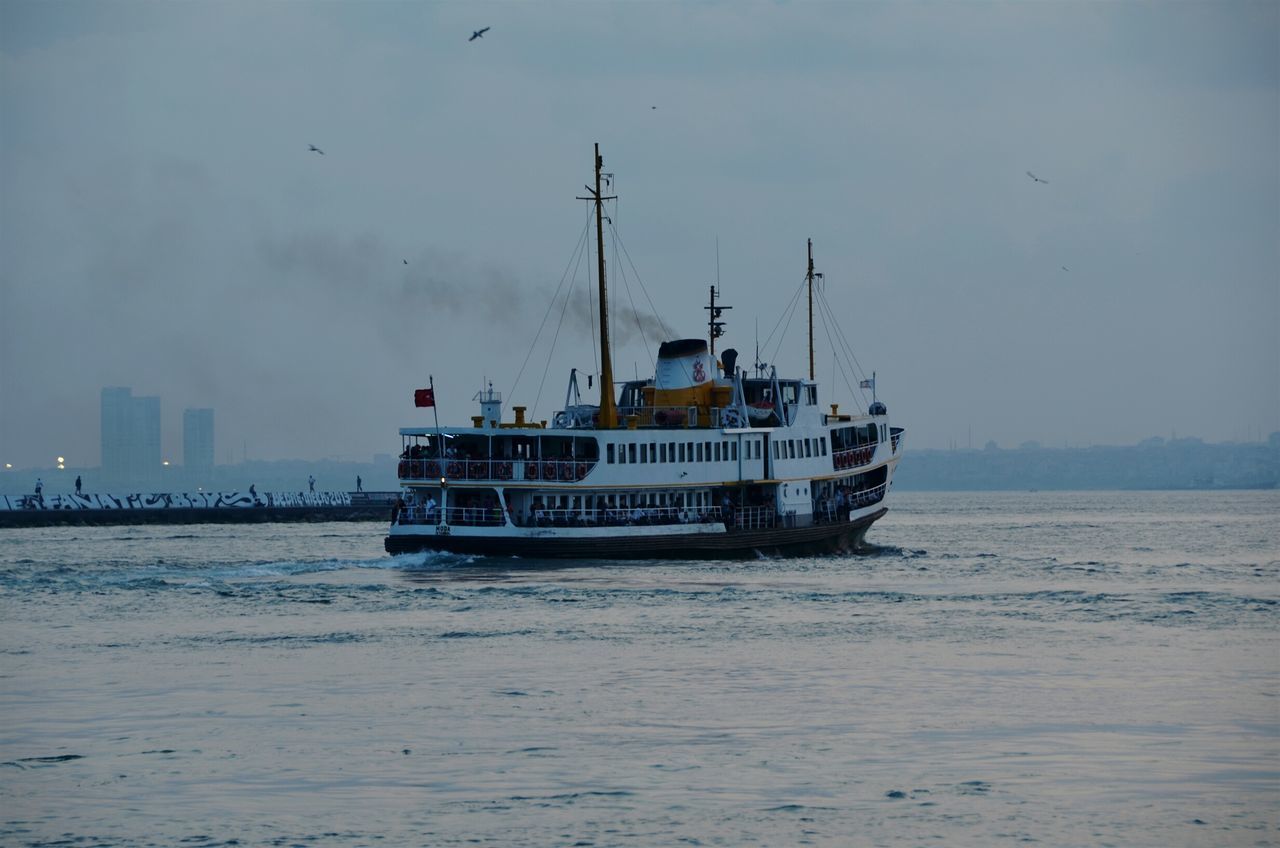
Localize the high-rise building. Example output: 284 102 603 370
100 387 161 486
100 387 133 481
183 408 214 477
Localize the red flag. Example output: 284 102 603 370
414 388 435 407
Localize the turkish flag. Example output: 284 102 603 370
414 388 435 407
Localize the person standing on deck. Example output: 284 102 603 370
308 475 315 492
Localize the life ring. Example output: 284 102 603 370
446 462 462 478
720 407 744 428
525 463 538 480
497 462 513 480
543 462 557 480
424 460 440 477
576 462 587 479
398 460 408 478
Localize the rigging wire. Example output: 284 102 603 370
610 222 675 341
817 281 873 389
814 280 869 408
507 210 591 405
607 219 655 369
760 275 809 372
816 284 873 409
531 249 584 417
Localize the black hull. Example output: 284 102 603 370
385 508 888 560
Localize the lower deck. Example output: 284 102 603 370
385 506 887 560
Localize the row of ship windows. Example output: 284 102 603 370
604 436 833 465
774 437 829 460
607 439 753 465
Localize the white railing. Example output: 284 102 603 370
521 505 725 528
398 458 596 483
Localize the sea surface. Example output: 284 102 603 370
1 490 1277 847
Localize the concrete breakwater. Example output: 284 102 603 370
0 491 397 527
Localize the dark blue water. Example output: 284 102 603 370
1 491 1277 847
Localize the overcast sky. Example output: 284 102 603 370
1 0 1277 467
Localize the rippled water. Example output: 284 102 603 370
1 491 1277 847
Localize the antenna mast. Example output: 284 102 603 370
577 144 617 428
705 285 732 356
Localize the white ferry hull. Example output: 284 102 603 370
384 507 888 560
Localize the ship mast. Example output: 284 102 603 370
807 238 815 381
578 144 618 429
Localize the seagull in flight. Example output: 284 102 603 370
469 27 489 41
1026 170 1048 184
403 259 409 265
309 145 325 155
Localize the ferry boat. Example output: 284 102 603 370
384 146 904 559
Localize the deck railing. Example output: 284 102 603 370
393 484 888 530
731 505 777 530
397 458 596 483
520 505 726 528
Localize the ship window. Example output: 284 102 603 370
731 442 737 461
650 443 657 463
705 441 711 461
628 443 636 463
639 443 647 463
772 443 779 459
696 443 704 462
820 437 827 456
679 443 686 462
607 444 615 464
714 443 721 462
806 385 817 405
660 443 667 463
805 440 812 458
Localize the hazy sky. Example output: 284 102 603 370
2 0 1277 467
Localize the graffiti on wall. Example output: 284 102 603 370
0 491 354 511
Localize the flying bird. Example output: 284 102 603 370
309 145 325 155
1026 170 1048 184
403 259 409 265
469 27 489 41
1061 266 1069 272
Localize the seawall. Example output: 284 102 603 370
0 491 397 528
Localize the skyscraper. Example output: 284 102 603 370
183 408 214 478
100 387 161 487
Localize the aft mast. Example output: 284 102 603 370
579 144 618 429
807 239 815 381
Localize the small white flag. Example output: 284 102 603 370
859 378 874 389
